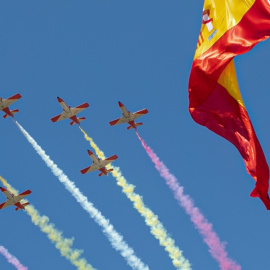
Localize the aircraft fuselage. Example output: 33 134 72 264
59 101 79 124
60 101 73 115
5 192 22 205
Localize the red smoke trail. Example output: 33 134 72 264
136 132 241 270
0 245 27 270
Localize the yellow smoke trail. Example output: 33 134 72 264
79 127 191 270
0 175 96 270
15 121 149 270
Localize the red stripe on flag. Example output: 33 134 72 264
189 80 270 209
189 0 270 209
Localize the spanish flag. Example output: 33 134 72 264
188 0 270 209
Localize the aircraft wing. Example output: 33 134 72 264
15 189 32 201
2 94 22 107
51 113 68 122
131 108 148 120
80 164 99 174
109 117 128 126
100 155 118 167
0 200 14 209
70 103 89 115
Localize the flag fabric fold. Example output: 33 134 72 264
188 0 270 209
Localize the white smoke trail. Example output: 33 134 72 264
0 175 95 270
15 121 149 270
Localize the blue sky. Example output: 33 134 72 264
0 1 270 270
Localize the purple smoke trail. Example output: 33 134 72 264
0 245 28 270
136 132 241 270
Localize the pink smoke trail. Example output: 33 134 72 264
136 131 241 270
0 245 28 270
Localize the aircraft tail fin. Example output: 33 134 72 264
70 117 86 126
99 168 114 177
15 202 29 211
3 109 19 118
127 122 143 130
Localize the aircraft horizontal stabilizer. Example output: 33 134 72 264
127 122 143 130
70 117 86 126
3 109 19 118
15 202 29 211
98 168 113 177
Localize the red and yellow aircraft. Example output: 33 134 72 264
109 101 148 130
51 97 89 125
0 93 22 119
0 187 31 211
80 150 118 177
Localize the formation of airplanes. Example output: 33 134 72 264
0 94 148 211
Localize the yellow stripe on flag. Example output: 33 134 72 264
217 60 245 107
195 0 255 59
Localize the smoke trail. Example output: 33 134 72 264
14 122 149 270
0 245 27 270
136 132 241 270
0 176 95 270
79 127 191 270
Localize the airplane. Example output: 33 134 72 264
0 93 22 118
51 97 89 125
0 187 31 211
80 150 118 177
109 101 148 130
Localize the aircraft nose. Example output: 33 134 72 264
57 97 63 103
0 187 6 192
87 149 94 155
118 101 124 107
